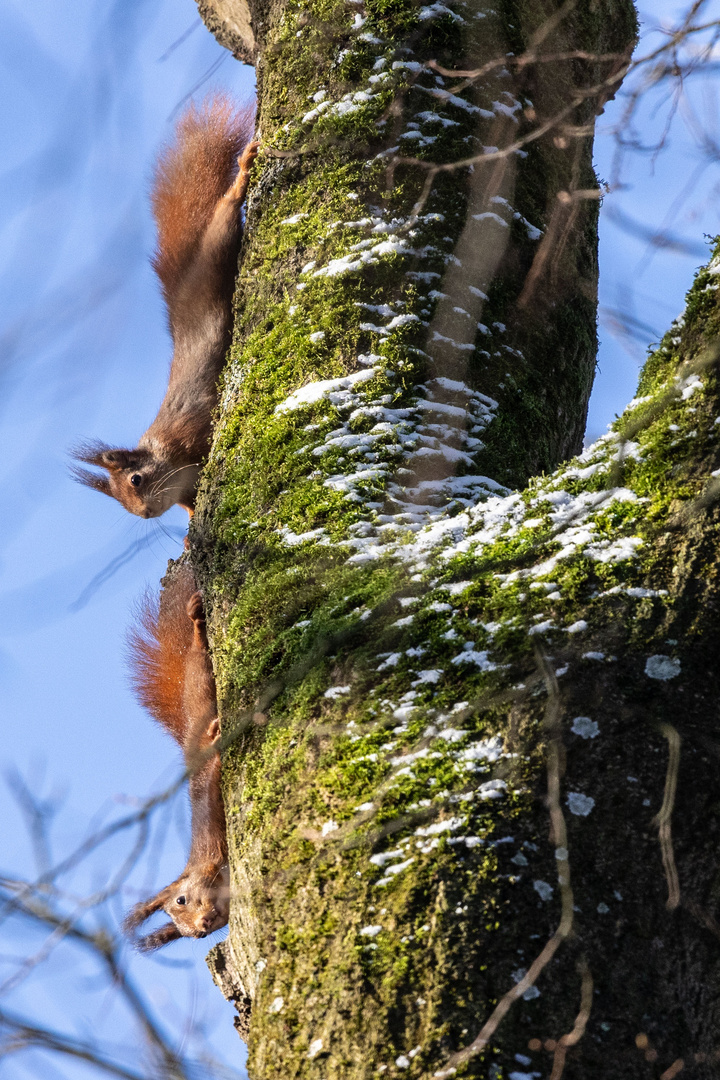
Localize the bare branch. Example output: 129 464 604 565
0 1005 151 1080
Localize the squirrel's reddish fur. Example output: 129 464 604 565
72 96 258 519
151 97 255 322
124 563 229 951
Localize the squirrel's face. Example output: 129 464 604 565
164 863 230 939
105 458 201 518
71 444 200 518
123 862 229 950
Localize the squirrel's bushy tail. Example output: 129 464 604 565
127 564 198 742
151 95 255 305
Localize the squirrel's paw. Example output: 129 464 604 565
186 591 205 626
238 139 260 172
206 717 221 744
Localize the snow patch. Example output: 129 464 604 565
645 654 681 681
567 792 595 816
571 717 599 739
275 368 377 413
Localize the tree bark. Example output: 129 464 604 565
181 2 720 1079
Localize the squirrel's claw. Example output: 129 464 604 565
186 590 205 626
237 139 260 172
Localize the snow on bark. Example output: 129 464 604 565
187 2 720 1078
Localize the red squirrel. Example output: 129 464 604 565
73 96 259 518
124 562 229 950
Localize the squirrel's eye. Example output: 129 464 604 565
176 896 186 905
130 474 142 487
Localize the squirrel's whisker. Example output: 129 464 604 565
148 461 202 500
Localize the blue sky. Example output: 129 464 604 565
0 1 255 1074
0 0 717 1076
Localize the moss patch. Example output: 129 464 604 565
191 0 668 1076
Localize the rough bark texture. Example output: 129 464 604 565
179 2 720 1079
196 0 259 63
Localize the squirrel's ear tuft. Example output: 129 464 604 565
97 448 136 472
135 922 183 952
70 442 139 473
122 894 166 936
69 464 112 495
69 440 119 487
70 440 114 467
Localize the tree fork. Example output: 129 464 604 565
187 0 658 1077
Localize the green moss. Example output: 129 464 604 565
212 230 720 1061
193 0 653 1074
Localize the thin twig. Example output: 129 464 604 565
433 650 574 1076
0 1006 150 1080
654 723 682 911
549 959 594 1080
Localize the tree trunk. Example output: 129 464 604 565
181 2 720 1078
